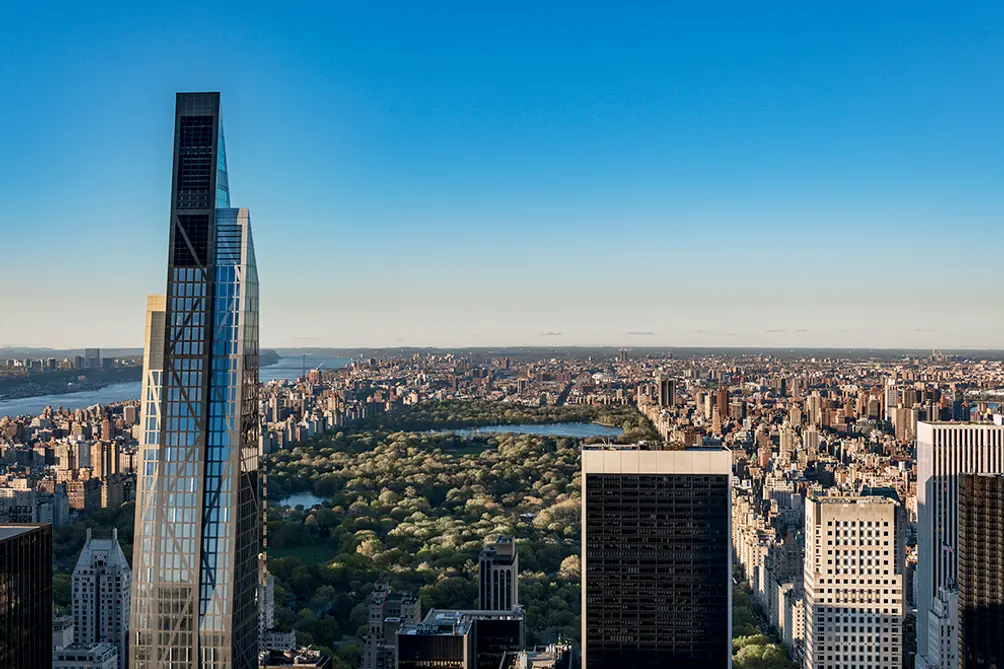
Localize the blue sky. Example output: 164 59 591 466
2 1 1003 348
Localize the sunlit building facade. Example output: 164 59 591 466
130 92 261 669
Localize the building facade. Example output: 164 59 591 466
479 536 519 611
803 496 905 669
0 524 52 669
73 528 131 669
957 473 1004 669
915 422 1004 669
581 446 732 668
129 92 262 669
363 582 421 669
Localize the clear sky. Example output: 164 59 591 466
2 1 1003 349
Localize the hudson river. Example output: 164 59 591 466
0 355 353 418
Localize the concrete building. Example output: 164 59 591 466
53 643 119 669
478 536 519 611
581 445 732 668
396 609 524 669
362 582 421 669
73 528 131 669
53 614 75 650
803 496 905 669
915 422 1004 669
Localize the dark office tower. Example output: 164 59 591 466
655 375 675 408
479 536 519 611
0 524 52 669
85 348 102 369
130 93 261 669
958 474 1004 669
581 446 732 669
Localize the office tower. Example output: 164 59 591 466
363 582 421 669
85 348 102 369
74 528 131 669
803 496 905 669
397 609 524 669
581 446 731 668
0 524 52 668
130 92 262 669
656 375 675 408
916 422 1004 669
479 536 519 611
957 474 1004 669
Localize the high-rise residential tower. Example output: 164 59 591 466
915 422 1004 669
479 536 519 611
957 473 1004 669
803 496 905 669
581 445 732 668
74 528 131 669
129 92 262 669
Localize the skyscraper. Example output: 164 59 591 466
0 524 52 669
957 473 1004 669
915 422 1004 669
803 496 905 669
478 536 519 611
74 528 131 669
129 92 262 669
655 375 675 408
581 445 732 668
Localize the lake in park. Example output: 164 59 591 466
278 492 328 508
437 422 623 438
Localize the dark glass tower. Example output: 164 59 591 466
130 92 261 669
0 524 52 669
581 447 732 668
958 473 1004 669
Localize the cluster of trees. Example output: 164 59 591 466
732 583 797 669
347 399 659 441
265 426 585 658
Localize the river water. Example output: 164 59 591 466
0 381 143 418
0 355 354 418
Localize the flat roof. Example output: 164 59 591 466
0 524 42 541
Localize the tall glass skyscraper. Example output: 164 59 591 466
130 92 261 669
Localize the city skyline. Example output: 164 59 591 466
3 2 1004 349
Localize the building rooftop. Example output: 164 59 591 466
813 495 897 505
582 443 727 452
0 524 42 540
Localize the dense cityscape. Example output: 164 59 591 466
6 325 1004 667
2 4 1002 665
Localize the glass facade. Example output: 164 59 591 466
958 474 1004 669
130 93 261 669
583 472 731 668
0 525 52 669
